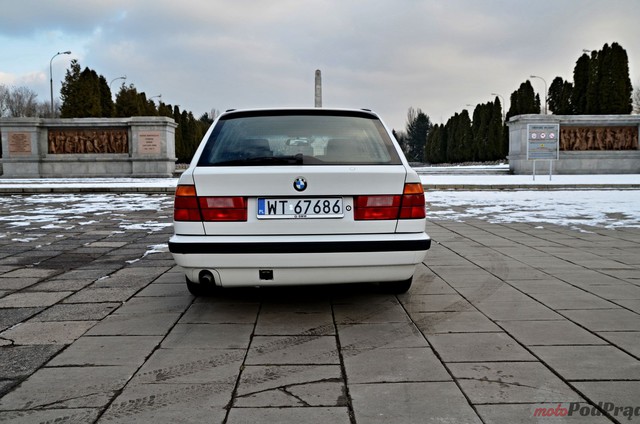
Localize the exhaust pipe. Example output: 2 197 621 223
198 270 215 285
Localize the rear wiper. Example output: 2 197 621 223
213 154 304 166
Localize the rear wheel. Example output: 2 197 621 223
377 277 412 294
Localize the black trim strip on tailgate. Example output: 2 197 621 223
169 239 431 254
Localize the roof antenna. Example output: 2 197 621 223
314 69 322 108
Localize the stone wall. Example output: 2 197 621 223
0 117 177 178
508 114 640 174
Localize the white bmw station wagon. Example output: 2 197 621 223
169 108 430 295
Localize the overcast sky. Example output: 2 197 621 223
1 0 639 130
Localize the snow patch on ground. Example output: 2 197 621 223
426 190 640 229
126 243 169 264
0 194 173 233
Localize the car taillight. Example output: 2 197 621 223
399 183 426 219
199 197 247 221
174 185 202 221
354 195 401 220
174 185 247 222
354 183 425 220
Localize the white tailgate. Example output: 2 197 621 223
193 165 408 235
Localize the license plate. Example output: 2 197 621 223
258 198 343 219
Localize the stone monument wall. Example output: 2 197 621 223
508 114 640 174
0 116 177 178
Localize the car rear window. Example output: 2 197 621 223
197 110 402 166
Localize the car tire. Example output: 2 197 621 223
186 277 210 296
378 277 413 294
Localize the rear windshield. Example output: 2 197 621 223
197 111 402 166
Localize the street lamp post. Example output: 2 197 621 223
529 75 547 114
109 76 127 93
49 51 72 117
149 94 162 102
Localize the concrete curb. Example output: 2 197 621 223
0 187 176 194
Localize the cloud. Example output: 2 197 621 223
1 0 639 129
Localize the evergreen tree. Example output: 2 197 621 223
77 68 102 117
471 104 490 161
596 42 633 113
404 107 432 162
445 116 456 163
199 111 216 126
425 124 448 164
98 75 115 118
572 53 590 114
458 110 473 162
470 100 504 161
392 129 407 154
173 111 211 162
489 98 505 160
158 102 174 118
445 111 472 163
194 114 208 147
506 80 540 121
179 111 200 163
450 113 462 162
114 84 144 117
141 93 159 116
505 81 540 155
604 42 632 113
60 61 113 118
438 124 449 163
59 60 82 117
439 124 449 163
598 44 614 113
571 42 632 115
425 125 437 163
585 49 600 114
548 77 574 115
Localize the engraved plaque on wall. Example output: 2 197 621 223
48 128 129 154
138 131 162 154
8 132 32 155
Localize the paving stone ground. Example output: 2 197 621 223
0 193 638 423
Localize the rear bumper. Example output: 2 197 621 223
169 233 430 287
169 236 430 254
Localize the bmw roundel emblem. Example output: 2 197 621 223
293 177 307 192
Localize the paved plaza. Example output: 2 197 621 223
0 192 638 423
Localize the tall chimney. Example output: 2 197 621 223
314 70 322 108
